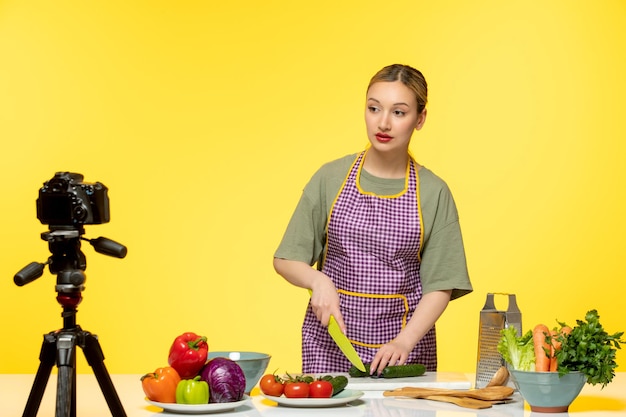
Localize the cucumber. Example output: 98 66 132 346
348 363 426 378
348 365 369 377
381 363 426 378
317 374 348 396
329 375 348 395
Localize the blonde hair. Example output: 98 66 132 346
367 64 428 114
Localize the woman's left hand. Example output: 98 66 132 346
369 290 453 376
369 338 413 376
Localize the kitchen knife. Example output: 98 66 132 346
328 315 366 372
308 290 366 372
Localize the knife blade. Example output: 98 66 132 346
308 289 366 372
327 315 366 372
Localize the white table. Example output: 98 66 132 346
2 373 624 416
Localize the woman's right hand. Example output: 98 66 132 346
309 275 345 333
273 257 346 333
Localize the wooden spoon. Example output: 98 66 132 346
423 395 493 409
384 385 514 401
486 366 510 387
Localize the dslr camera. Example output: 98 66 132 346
37 172 110 226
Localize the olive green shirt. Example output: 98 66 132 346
275 153 472 300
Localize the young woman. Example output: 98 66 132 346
273 64 472 375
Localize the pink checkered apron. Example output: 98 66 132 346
302 151 437 373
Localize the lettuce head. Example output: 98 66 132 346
497 326 536 371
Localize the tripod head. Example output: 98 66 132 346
13 172 127 309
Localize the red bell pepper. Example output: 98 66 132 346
168 332 209 378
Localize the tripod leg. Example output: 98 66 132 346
22 333 57 417
55 332 77 417
81 331 127 417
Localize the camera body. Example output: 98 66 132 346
37 172 110 226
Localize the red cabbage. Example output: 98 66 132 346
200 357 246 403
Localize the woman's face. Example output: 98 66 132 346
364 80 426 154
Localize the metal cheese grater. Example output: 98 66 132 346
475 293 522 388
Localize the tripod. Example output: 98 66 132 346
23 293 126 417
15 228 128 417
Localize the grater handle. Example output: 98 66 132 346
505 294 522 336
482 292 521 312
506 294 521 313
481 293 497 311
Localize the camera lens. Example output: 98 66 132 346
73 204 88 221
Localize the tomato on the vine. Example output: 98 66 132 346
309 380 333 398
259 374 284 397
283 382 310 398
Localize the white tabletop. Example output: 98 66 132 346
1 373 624 416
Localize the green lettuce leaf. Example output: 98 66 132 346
497 326 535 371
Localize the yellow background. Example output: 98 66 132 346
1 0 625 376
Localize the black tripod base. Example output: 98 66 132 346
22 327 127 417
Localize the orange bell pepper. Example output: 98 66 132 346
141 366 181 403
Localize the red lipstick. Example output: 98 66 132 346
376 132 392 143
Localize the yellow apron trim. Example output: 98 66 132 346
337 289 409 348
355 149 410 198
414 158 424 263
321 154 362 269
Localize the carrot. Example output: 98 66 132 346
549 326 572 371
533 324 551 372
549 329 559 371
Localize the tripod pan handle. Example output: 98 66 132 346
14 262 46 286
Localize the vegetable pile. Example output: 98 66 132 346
141 331 246 405
259 372 348 399
498 309 624 387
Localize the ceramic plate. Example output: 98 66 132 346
261 389 364 407
146 395 250 414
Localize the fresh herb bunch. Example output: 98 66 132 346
555 309 624 387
